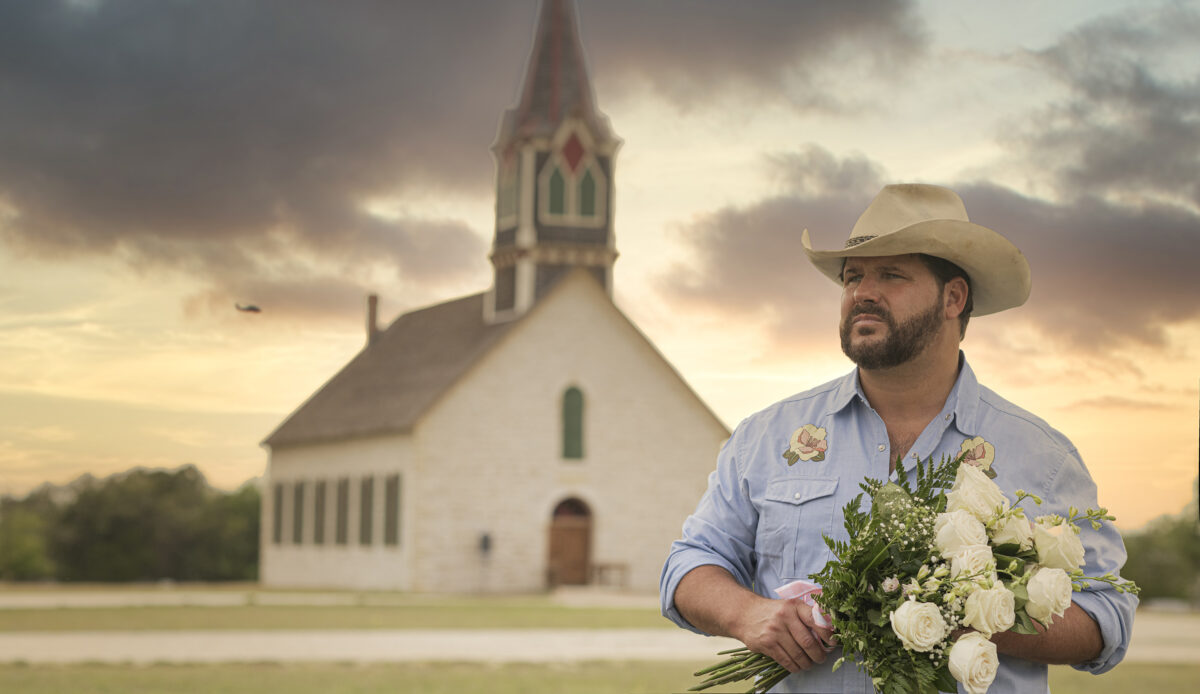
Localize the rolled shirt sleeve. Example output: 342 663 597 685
660 429 758 634
1037 445 1139 673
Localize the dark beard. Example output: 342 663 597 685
840 295 944 370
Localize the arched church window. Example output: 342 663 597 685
549 168 566 215
579 168 596 217
562 386 584 459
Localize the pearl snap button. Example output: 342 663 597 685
794 492 802 500
877 444 886 452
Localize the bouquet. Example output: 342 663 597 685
690 453 1138 694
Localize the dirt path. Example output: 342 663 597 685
0 628 737 664
0 612 1196 665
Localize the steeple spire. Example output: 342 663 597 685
499 0 613 146
486 0 621 324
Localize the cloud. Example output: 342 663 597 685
0 0 926 324
659 147 1200 358
583 0 925 112
1006 4 1200 208
954 183 1200 351
1059 396 1173 412
657 145 885 348
0 0 530 320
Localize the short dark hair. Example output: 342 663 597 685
918 254 972 338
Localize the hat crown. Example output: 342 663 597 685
848 184 970 246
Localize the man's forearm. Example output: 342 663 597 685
674 565 759 638
990 602 1103 664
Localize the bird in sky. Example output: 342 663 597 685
235 303 262 313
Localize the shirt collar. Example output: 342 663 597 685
950 352 981 435
829 367 861 415
828 351 982 434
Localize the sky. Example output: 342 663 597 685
0 0 1197 531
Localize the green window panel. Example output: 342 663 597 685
549 168 566 214
563 386 584 459
580 168 596 217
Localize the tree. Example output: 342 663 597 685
0 504 56 580
1121 478 1200 603
48 465 259 582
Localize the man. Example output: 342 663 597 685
660 184 1136 693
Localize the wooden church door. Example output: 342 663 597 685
547 497 591 586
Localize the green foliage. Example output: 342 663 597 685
1121 478 1200 603
0 466 259 583
0 505 56 580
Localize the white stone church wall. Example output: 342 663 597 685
261 434 414 590
413 274 728 593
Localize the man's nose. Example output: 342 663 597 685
853 275 880 303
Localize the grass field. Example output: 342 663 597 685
0 602 665 631
0 661 1196 694
0 587 668 630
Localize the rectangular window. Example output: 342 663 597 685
335 478 349 545
313 480 326 545
384 474 401 546
272 483 284 545
292 481 305 544
360 476 374 546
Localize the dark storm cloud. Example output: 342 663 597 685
0 0 530 318
659 145 884 344
0 0 924 321
660 5 1200 358
1009 4 1200 206
660 151 1200 356
583 0 924 111
956 183 1200 351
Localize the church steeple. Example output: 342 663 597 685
486 0 621 323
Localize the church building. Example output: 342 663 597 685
259 0 729 593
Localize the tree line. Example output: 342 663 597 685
0 465 259 582
1119 478 1200 605
0 465 1196 602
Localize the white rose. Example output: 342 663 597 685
889 600 948 652
962 585 1016 637
990 512 1034 550
1033 519 1086 571
949 631 999 694
946 464 1010 522
1026 567 1073 624
935 510 988 558
951 545 998 584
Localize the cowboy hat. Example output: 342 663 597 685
801 183 1031 316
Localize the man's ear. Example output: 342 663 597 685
944 276 969 319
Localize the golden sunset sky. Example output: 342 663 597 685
0 0 1197 531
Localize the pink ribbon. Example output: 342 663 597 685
775 579 832 628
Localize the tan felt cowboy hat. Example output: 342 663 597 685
801 183 1031 316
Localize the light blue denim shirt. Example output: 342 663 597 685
661 355 1137 694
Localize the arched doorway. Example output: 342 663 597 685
547 497 591 586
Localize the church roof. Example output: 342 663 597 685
494 0 615 150
262 292 517 449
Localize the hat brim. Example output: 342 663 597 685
801 219 1031 316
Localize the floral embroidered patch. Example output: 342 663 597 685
959 436 997 478
783 424 828 465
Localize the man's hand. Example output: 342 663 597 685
732 594 836 672
674 565 836 673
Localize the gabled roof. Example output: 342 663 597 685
494 0 615 150
264 271 730 450
262 293 517 449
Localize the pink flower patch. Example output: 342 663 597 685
959 436 996 477
783 424 829 465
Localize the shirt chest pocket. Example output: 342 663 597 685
756 477 840 580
